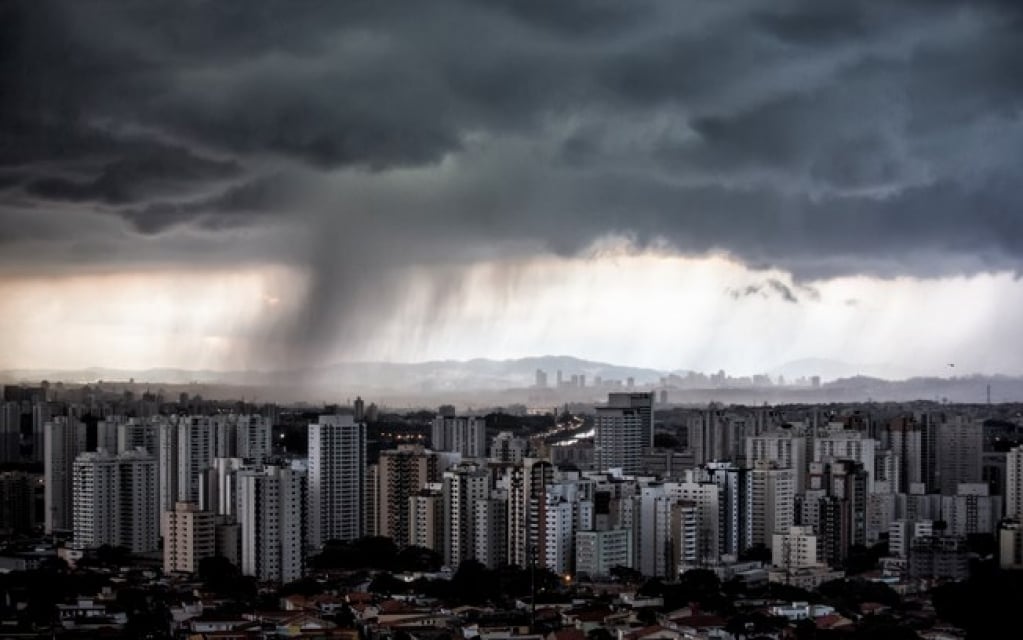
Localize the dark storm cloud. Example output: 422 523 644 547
25 145 240 204
2 0 1023 364
726 279 817 304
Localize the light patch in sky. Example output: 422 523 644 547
0 267 303 371
0 251 1018 378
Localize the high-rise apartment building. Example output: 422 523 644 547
237 463 307 583
1008 445 1023 520
885 417 923 491
889 519 933 558
631 484 676 577
44 416 86 533
940 483 1001 537
231 415 273 462
772 526 819 569
507 458 556 568
431 416 487 458
594 392 653 474
442 462 490 568
575 528 632 579
746 431 808 492
666 479 721 567
0 402 22 463
0 471 42 534
117 417 161 457
373 445 440 547
177 416 216 504
307 415 366 548
750 460 795 550
936 416 983 495
158 420 180 524
409 487 444 553
164 501 216 574
803 460 868 566
473 494 509 569
490 432 528 464
813 429 877 492
72 448 158 553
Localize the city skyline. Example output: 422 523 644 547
4 2 1023 377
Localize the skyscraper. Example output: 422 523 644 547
164 501 216 574
373 445 440 547
747 431 808 492
750 460 795 550
307 415 366 548
72 448 158 553
177 416 216 503
936 416 983 495
409 487 444 552
232 415 273 462
442 461 490 568
237 463 307 583
594 392 653 474
1007 445 1023 520
431 416 486 458
0 471 42 534
44 416 86 534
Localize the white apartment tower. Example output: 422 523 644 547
72 448 158 553
666 479 722 567
595 393 654 474
307 415 366 548
746 432 807 492
772 525 819 569
442 462 490 568
631 484 676 578
813 429 878 492
237 463 307 583
44 416 86 533
575 528 633 578
751 460 795 550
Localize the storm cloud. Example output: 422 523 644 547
3 0 1023 366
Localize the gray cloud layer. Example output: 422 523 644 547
3 0 1023 364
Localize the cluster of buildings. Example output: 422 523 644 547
3 384 1023 594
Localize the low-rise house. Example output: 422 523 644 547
766 602 836 621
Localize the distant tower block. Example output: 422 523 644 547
353 397 365 422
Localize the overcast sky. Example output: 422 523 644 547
2 1 1023 377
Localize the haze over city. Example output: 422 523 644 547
3 1 1023 383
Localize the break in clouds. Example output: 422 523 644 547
2 0 1023 367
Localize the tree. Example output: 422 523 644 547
653 433 681 449
369 572 408 595
609 565 643 584
395 545 443 572
738 544 772 563
451 560 492 605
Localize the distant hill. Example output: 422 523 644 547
4 357 1023 405
0 355 666 392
